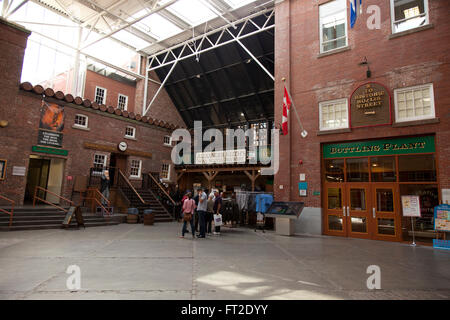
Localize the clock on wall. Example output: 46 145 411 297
118 141 128 152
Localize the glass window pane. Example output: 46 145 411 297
371 156 396 182
398 154 436 182
393 0 427 33
346 158 369 182
351 217 367 233
400 184 438 233
328 188 342 209
328 215 343 231
377 218 395 235
350 188 366 211
320 0 347 52
376 189 394 212
325 159 344 182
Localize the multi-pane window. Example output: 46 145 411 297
319 99 349 131
125 126 136 138
93 154 107 175
319 0 348 53
130 160 142 178
95 86 107 105
391 0 429 34
118 94 128 110
74 114 88 128
164 135 172 146
394 84 435 122
161 163 170 180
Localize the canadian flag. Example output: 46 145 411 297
282 86 291 135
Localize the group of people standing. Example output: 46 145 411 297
180 187 223 239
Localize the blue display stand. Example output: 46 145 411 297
433 204 450 250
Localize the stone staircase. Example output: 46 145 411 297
132 189 173 223
0 206 124 231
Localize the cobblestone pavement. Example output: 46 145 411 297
0 223 448 300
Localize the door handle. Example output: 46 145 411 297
347 206 350 217
343 206 346 217
372 208 376 219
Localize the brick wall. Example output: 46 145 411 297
274 0 450 207
0 19 178 205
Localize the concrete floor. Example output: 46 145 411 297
0 222 449 300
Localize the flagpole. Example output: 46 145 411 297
282 78 307 137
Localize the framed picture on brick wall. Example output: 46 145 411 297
0 159 6 180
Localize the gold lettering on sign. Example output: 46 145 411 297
355 84 385 110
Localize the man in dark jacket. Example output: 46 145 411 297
100 169 110 206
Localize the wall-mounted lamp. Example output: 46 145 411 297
358 56 372 78
0 120 9 128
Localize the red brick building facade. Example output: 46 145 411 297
274 0 450 241
0 19 185 206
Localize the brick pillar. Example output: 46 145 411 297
274 1 291 202
0 19 30 204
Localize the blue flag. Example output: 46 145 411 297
350 0 362 29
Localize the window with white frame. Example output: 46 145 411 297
161 163 170 180
390 0 429 34
95 86 107 105
163 135 172 146
118 94 128 110
130 160 142 178
319 0 348 53
125 126 136 139
319 98 349 131
93 154 107 175
394 84 435 122
74 114 88 129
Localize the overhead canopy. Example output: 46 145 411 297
153 13 274 129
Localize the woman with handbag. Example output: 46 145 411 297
180 192 196 238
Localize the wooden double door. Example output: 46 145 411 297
324 183 401 241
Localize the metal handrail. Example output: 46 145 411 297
33 186 74 213
83 188 112 216
0 194 14 227
147 173 176 205
118 170 145 204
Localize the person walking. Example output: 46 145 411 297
196 187 208 238
193 192 199 234
180 192 196 238
213 191 223 235
206 194 215 235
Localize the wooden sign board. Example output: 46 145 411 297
350 82 391 128
62 206 85 228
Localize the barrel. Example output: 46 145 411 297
127 208 139 224
143 209 154 226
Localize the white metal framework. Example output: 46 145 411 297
143 8 275 116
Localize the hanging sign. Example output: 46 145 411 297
401 195 421 217
38 103 65 148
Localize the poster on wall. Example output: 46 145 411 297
38 102 64 148
401 195 421 217
0 159 6 180
434 204 450 232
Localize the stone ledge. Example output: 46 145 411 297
392 117 439 127
317 46 351 59
317 128 351 136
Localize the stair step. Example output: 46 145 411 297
0 221 119 231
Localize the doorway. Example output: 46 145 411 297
25 158 50 203
24 156 66 204
324 183 401 241
109 153 128 186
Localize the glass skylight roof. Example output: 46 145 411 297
165 0 217 26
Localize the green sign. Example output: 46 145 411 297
323 135 435 159
32 146 68 156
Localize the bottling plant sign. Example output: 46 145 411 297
401 195 421 217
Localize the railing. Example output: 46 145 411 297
143 172 176 217
33 186 74 213
0 194 15 227
83 188 112 216
117 169 146 206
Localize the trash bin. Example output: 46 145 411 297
127 208 139 224
143 209 154 226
